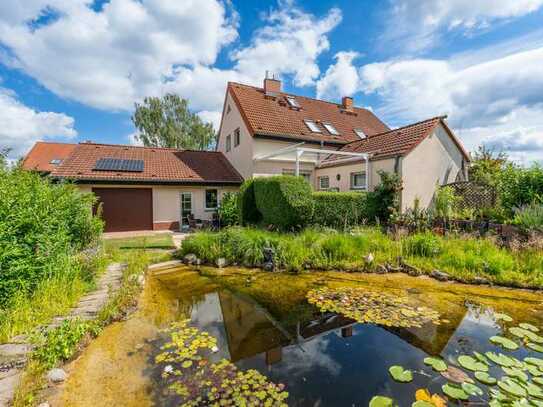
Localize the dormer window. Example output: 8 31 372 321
354 129 367 139
304 119 321 133
286 96 300 108
50 159 62 165
323 123 339 135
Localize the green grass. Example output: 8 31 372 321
103 234 176 251
178 227 543 289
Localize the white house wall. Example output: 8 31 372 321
401 124 465 210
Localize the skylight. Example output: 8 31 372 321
304 120 321 133
50 159 62 165
323 123 340 135
286 97 300 108
354 129 367 139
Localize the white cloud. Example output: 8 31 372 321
316 51 359 100
359 46 543 162
0 88 76 159
382 0 543 53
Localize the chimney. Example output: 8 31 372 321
342 96 353 112
264 72 281 95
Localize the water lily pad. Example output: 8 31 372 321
412 402 434 407
527 382 543 399
424 357 447 372
502 366 528 382
511 327 543 343
510 326 530 338
525 357 543 369
475 371 497 385
486 352 518 368
534 377 543 385
458 355 489 372
490 335 519 350
494 313 513 322
389 365 413 383
462 382 483 396
519 322 540 332
526 363 543 377
498 378 528 397
369 396 396 407
527 343 543 353
474 351 490 365
442 383 469 400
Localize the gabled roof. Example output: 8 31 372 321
226 82 390 145
21 142 77 173
319 116 470 167
24 142 243 185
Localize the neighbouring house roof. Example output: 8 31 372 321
319 116 470 168
23 142 244 185
225 82 390 145
21 142 77 173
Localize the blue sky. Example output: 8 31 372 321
0 0 542 164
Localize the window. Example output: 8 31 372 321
354 129 366 139
226 134 231 152
318 176 329 190
350 172 367 190
205 189 218 210
304 119 321 133
282 169 311 183
226 104 231 114
234 128 240 147
323 123 340 135
286 96 300 108
49 159 62 165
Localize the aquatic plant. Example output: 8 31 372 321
306 287 441 328
155 320 288 406
389 365 413 383
423 357 447 372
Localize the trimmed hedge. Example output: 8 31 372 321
253 176 314 230
312 192 368 229
237 178 261 226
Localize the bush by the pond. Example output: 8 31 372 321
0 169 103 306
311 192 368 229
217 192 239 227
178 227 543 288
238 179 261 226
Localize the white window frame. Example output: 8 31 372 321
350 171 367 190
323 123 339 135
354 129 366 139
304 119 321 133
50 159 62 165
205 189 219 211
226 134 231 152
318 176 330 190
287 96 300 108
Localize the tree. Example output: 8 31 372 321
132 94 217 150
468 145 509 187
0 147 11 170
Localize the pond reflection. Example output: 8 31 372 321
53 267 543 406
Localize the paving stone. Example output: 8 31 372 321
0 370 21 405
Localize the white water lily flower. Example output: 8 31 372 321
211 346 219 353
164 365 174 374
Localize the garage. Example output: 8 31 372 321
93 188 153 232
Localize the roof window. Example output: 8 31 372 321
323 123 340 135
286 96 300 108
50 159 62 165
304 119 321 133
354 129 367 139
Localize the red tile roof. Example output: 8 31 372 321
226 82 390 145
21 142 77 173
25 142 243 184
319 116 470 167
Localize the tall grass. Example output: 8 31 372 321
179 227 543 288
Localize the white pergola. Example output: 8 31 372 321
254 142 370 189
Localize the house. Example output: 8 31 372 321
217 77 470 210
22 141 243 232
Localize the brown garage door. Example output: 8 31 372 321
93 188 153 232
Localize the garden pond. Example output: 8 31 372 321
51 266 543 406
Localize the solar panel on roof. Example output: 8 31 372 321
94 158 144 172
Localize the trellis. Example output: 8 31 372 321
444 181 496 210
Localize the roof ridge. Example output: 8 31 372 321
228 81 375 113
78 142 182 151
343 115 446 146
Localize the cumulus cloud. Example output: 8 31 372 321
382 0 543 53
358 46 543 162
0 88 76 159
0 0 341 131
316 51 359 100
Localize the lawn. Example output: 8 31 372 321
104 233 176 251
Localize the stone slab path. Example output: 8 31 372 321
0 262 126 406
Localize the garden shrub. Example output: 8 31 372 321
365 171 402 223
403 232 442 257
433 186 460 220
0 169 103 306
237 179 261 225
253 175 314 230
218 192 239 227
312 192 368 229
513 203 543 233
